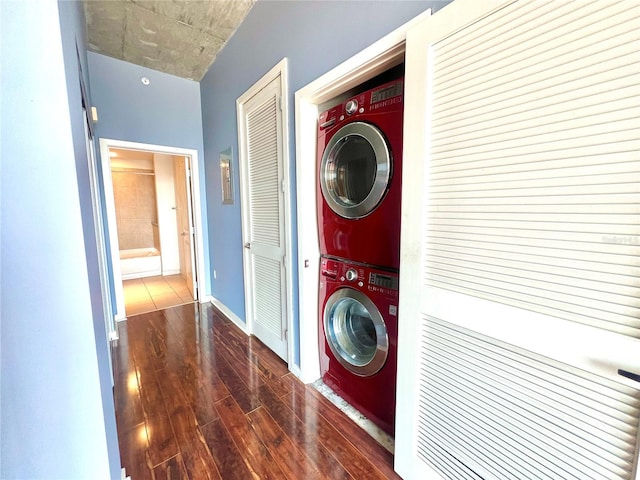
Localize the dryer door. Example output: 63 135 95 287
320 121 391 219
323 287 389 377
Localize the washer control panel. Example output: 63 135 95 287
321 257 398 298
369 272 398 290
321 257 339 279
345 268 358 281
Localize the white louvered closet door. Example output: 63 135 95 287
396 1 640 479
238 71 288 361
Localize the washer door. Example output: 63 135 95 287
323 288 389 377
320 122 391 219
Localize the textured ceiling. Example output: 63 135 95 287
83 0 255 81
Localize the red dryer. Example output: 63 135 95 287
317 78 404 270
318 256 399 436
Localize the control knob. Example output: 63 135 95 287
345 100 358 115
345 269 358 281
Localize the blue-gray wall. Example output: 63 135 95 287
87 52 211 293
1 1 118 478
200 0 450 366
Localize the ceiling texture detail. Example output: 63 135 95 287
83 0 255 81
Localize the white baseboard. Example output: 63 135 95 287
200 294 214 304
205 296 304 379
121 467 130 480
207 296 248 334
162 268 180 276
288 363 302 380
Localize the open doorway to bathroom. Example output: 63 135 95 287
99 139 205 321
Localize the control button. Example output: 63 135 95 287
358 281 364 287
345 100 358 115
358 107 364 113
345 269 358 281
339 115 344 121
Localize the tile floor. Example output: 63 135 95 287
123 274 194 316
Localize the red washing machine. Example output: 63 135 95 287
317 78 404 270
318 256 398 436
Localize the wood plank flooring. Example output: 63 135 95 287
112 302 401 480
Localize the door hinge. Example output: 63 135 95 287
279 96 283 111
284 328 288 341
281 179 285 193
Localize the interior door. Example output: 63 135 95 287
173 156 196 299
238 66 288 361
396 1 640 479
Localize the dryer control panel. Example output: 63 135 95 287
317 78 404 133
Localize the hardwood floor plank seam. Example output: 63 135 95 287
112 302 399 480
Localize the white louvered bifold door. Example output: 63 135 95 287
238 71 288 361
396 1 640 479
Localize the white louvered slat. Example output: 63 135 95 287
425 0 640 339
417 317 640 480
237 61 288 362
396 1 640 479
432 2 637 115
252 256 282 336
247 94 281 248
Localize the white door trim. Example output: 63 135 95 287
293 9 432 383
84 112 116 387
237 58 295 367
99 138 206 321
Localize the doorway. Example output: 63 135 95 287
99 139 205 321
122 274 193 316
293 13 430 382
237 58 293 363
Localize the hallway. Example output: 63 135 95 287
123 274 194 316
112 302 399 479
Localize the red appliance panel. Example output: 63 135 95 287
318 257 399 435
317 79 404 270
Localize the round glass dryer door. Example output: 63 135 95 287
320 122 391 219
323 288 389 377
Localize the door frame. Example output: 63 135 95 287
174 156 197 298
294 8 432 383
99 138 206 321
83 109 117 385
237 58 295 366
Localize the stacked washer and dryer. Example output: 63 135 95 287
317 78 404 436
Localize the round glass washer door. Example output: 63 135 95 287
323 288 389 377
320 122 391 219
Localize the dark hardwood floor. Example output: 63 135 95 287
112 301 401 479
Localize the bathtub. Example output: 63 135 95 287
119 248 162 280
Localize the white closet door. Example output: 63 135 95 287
396 1 640 479
238 66 288 361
